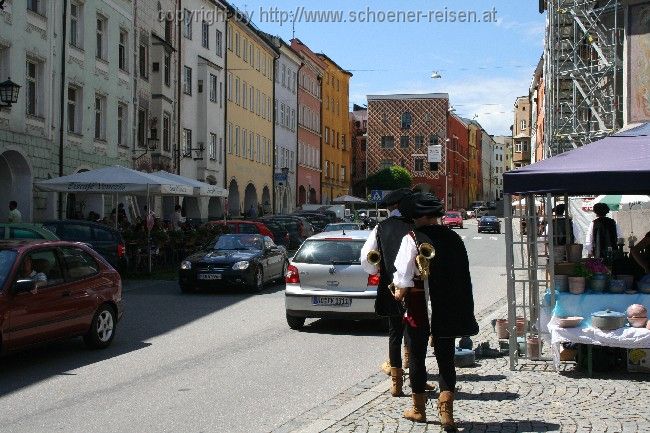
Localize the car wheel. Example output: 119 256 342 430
278 260 289 282
286 313 305 330
251 267 264 292
84 304 117 349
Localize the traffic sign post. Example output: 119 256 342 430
370 190 384 203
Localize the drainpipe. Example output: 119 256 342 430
176 0 182 175
132 0 139 167
295 63 303 210
271 48 278 215
57 0 68 219
223 18 228 209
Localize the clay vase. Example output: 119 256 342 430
554 275 569 292
527 336 542 358
589 273 608 292
618 275 635 291
568 277 586 295
553 246 567 264
566 244 583 262
516 317 526 336
495 319 509 339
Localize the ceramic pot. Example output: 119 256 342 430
628 317 648 328
553 246 566 263
627 304 648 318
554 275 569 292
527 336 542 358
592 310 627 331
618 274 635 291
515 317 526 336
495 319 509 339
609 279 625 293
589 273 608 292
567 244 583 262
568 277 586 294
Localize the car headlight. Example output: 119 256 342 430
180 260 192 270
232 261 250 270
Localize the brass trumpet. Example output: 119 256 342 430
415 243 435 278
367 250 381 266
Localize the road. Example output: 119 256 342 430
0 218 507 433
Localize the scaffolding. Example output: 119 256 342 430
544 0 624 157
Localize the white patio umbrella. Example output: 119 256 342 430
153 171 228 197
592 195 650 211
332 195 367 204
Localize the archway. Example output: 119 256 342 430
261 186 271 215
298 185 306 206
228 179 240 217
208 197 223 220
0 150 33 222
182 197 201 222
243 183 258 217
309 188 317 204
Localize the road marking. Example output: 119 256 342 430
461 236 467 240
490 237 498 240
473 236 482 240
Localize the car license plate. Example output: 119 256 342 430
312 296 351 307
198 273 222 280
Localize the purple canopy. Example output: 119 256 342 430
503 123 650 195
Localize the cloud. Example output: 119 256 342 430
495 16 545 46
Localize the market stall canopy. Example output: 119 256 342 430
591 194 650 211
35 165 194 195
332 195 367 204
503 123 650 195
153 171 227 197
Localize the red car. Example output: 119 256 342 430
442 211 464 229
207 220 275 241
0 240 123 354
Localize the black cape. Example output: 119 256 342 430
415 225 479 338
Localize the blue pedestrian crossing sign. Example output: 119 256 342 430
370 190 384 203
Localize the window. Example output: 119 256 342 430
382 113 388 124
94 95 106 140
183 9 192 39
243 38 248 62
26 60 41 115
256 135 261 162
324 160 329 178
209 74 217 102
139 41 148 79
429 134 438 146
227 123 232 153
400 136 409 148
380 136 394 149
67 86 81 134
235 32 240 56
216 30 223 57
227 73 232 101
119 30 128 71
515 142 522 152
249 132 254 160
401 112 412 129
234 126 239 155
183 128 192 155
220 81 224 108
70 3 83 48
28 0 43 14
137 108 147 148
415 136 424 149
202 21 209 48
235 76 240 104
341 166 346 182
219 137 223 164
61 247 99 281
242 81 247 109
96 16 107 60
414 158 425 172
163 113 171 152
183 66 192 95
164 54 171 87
520 120 527 130
242 128 247 156
282 64 286 87
165 17 173 42
380 160 393 170
249 84 254 112
209 133 217 160
117 103 127 147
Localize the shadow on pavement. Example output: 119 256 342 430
0 279 276 397
457 421 560 431
456 373 508 382
299 318 388 336
455 390 519 401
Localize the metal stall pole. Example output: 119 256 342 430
504 193 518 370
546 193 556 310
147 184 152 274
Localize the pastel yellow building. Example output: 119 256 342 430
318 54 352 203
466 120 481 203
225 13 278 216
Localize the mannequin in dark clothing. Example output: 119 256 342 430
588 203 620 259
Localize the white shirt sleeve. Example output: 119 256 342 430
392 234 419 288
585 221 595 254
616 222 623 240
389 209 401 217
360 226 379 275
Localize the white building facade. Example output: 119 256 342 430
0 0 135 222
480 130 496 201
179 0 227 221
269 35 300 214
492 135 511 200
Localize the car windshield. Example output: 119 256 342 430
482 216 498 221
445 213 460 218
323 224 360 232
213 235 263 251
293 239 364 265
0 249 17 288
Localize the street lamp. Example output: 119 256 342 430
0 78 21 109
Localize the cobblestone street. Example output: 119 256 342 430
273 298 650 433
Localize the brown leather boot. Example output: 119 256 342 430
380 360 391 375
425 382 437 391
390 367 404 397
403 392 427 422
438 391 458 431
403 344 410 369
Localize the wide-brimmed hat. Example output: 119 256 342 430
411 192 445 218
380 188 412 207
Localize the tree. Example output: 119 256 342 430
366 166 412 190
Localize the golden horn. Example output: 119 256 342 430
367 250 381 266
418 243 436 260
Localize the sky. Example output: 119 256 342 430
229 0 546 135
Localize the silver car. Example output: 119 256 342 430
284 230 379 329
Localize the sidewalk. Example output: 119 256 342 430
271 297 650 433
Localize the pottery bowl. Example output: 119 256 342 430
556 316 583 328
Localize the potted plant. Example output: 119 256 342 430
568 262 590 294
584 258 610 292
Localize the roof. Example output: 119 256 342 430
222 2 280 55
316 53 353 76
367 93 449 101
308 230 371 241
503 123 650 195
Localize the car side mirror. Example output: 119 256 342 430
14 279 36 294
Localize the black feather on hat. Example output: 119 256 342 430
380 188 412 207
411 192 445 218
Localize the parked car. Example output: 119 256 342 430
284 230 379 330
442 211 464 229
486 201 497 210
261 216 314 250
358 208 390 223
179 234 288 293
293 212 329 232
252 219 290 248
322 223 364 232
478 215 501 234
0 240 123 354
470 201 487 211
474 207 490 218
207 220 275 241
0 223 59 240
42 220 127 272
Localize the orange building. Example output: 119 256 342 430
318 54 352 203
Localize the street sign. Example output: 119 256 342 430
370 190 384 203
274 172 288 182
428 144 442 163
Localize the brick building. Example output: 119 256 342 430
349 104 367 197
366 94 449 203
446 114 470 209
